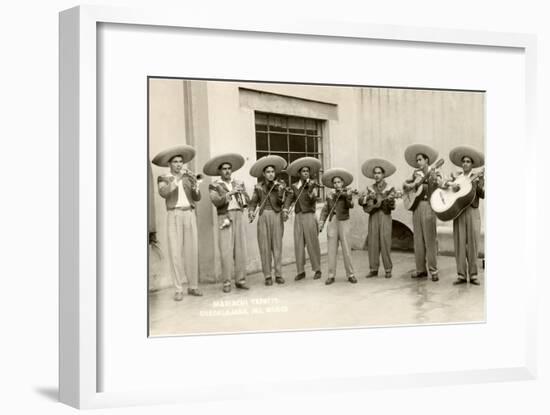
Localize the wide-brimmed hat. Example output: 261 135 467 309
404 144 438 168
249 155 287 178
152 145 196 167
361 158 396 179
322 168 354 188
202 153 245 176
286 157 322 177
449 146 485 168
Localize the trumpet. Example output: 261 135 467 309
232 180 247 208
182 169 204 187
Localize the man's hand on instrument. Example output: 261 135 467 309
282 209 289 222
476 176 485 190
403 182 414 191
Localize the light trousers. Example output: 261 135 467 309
257 210 284 278
166 209 198 292
293 212 321 274
367 210 393 272
327 217 355 279
218 210 247 283
453 206 481 277
412 200 438 275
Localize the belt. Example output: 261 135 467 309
168 206 193 212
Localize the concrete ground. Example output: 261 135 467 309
148 251 485 336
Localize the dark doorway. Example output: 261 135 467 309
392 220 414 251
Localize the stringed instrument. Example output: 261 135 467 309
402 159 445 211
248 179 289 223
430 168 484 222
363 187 403 214
319 188 359 232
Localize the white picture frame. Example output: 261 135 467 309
59 4 538 409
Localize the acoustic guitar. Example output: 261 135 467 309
430 168 484 221
362 187 403 214
402 159 445 211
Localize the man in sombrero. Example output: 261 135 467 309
282 157 323 281
203 153 251 293
248 155 288 286
358 158 398 279
152 144 202 301
445 146 485 286
319 168 357 285
402 144 444 282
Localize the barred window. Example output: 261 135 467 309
254 112 324 199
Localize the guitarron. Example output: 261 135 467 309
430 168 484 221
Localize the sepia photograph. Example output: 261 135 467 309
147 78 485 337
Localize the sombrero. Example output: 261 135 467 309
286 157 322 177
202 153 245 176
152 145 196 167
322 168 354 188
361 158 396 179
404 144 438 168
449 146 485 168
249 155 287 178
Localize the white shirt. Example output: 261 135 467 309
174 176 191 208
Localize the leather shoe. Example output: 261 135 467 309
453 277 467 285
325 277 335 285
294 272 306 281
431 274 439 282
411 271 428 279
469 278 481 286
222 282 231 293
313 271 322 280
265 277 273 286
348 276 358 284
187 288 203 297
275 276 285 284
173 292 184 301
235 280 249 290
385 272 392 279
365 271 378 278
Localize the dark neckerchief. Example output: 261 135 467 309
372 180 387 193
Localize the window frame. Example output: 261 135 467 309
254 111 325 201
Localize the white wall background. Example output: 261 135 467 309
0 0 548 414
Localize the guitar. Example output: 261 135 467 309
402 159 445 211
430 168 484 222
362 187 403 214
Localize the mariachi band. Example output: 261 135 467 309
152 143 485 301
